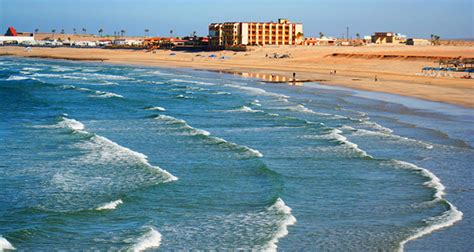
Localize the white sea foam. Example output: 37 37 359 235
155 115 263 158
394 160 445 200
361 120 394 134
155 115 186 124
6 75 30 81
265 198 297 251
91 135 178 182
51 66 76 72
22 67 41 72
96 199 123 210
228 105 263 113
176 94 192 99
145 106 166 112
353 128 434 149
130 227 162 251
58 117 85 132
57 116 178 183
146 70 176 76
61 85 123 98
224 84 289 100
170 78 216 86
393 160 463 251
73 72 132 81
314 128 373 158
251 99 262 107
213 91 231 95
101 81 119 86
81 68 100 73
0 236 15 251
212 136 263 158
92 91 124 98
32 73 85 80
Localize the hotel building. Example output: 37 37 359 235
209 19 303 47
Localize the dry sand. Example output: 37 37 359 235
1 45 473 107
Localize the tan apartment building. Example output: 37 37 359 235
209 19 303 47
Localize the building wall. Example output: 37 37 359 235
209 19 303 46
0 36 35 43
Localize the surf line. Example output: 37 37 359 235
395 160 463 251
56 115 179 183
154 114 263 158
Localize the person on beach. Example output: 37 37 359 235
293 72 296 81
375 75 378 82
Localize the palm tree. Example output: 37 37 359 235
82 28 87 35
51 29 56 38
192 31 197 38
34 28 39 35
356 33 360 39
120 30 126 37
61 29 65 35
144 29 149 37
73 28 76 35
431 34 440 45
169 29 173 38
98 28 104 37
319 32 324 38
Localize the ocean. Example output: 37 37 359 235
0 57 472 251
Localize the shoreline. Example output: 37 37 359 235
1 48 471 251
1 46 473 108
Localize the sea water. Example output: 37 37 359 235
0 57 472 251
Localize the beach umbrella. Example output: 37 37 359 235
422 67 432 71
209 54 217 58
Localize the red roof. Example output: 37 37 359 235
5 27 18 36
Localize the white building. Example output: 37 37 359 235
0 36 35 44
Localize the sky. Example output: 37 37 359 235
0 0 473 39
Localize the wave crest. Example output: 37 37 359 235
0 236 15 251
96 199 123 210
130 227 162 251
265 198 297 251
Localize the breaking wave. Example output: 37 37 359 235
227 105 263 113
145 106 166 112
130 227 162 251
7 75 32 81
224 84 289 100
96 199 123 210
169 78 216 86
352 128 434 149
392 160 463 251
92 91 124 99
154 115 263 158
0 236 15 251
56 116 178 183
265 198 297 251
60 84 124 99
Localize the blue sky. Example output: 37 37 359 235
1 0 473 39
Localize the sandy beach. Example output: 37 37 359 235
2 45 473 107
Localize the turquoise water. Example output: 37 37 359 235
0 57 472 251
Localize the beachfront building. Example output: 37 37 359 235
304 36 337 46
371 32 406 44
209 19 304 47
0 27 35 44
